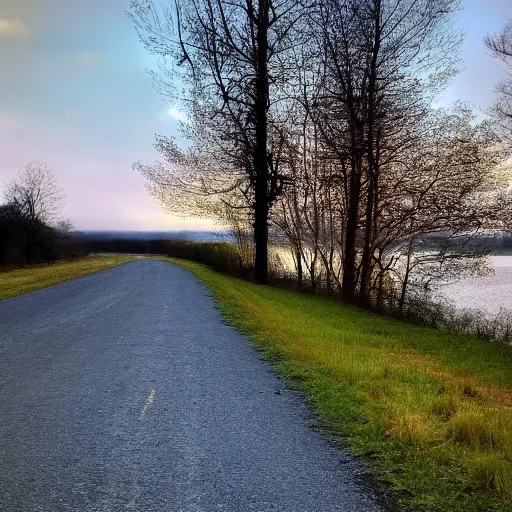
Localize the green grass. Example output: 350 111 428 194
0 255 138 300
169 258 512 512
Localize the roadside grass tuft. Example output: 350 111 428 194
448 409 500 450
0 255 138 300
469 454 511 494
169 258 512 511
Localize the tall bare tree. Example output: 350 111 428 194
129 0 311 283
375 107 503 312
307 0 462 304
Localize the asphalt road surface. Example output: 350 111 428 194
0 260 383 512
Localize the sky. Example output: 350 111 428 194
0 0 511 231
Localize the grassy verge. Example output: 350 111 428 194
170 258 512 512
0 255 138 300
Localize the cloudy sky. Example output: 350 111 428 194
0 0 511 231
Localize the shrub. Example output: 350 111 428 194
164 240 252 278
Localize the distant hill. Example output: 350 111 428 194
412 234 512 255
75 230 512 255
75 230 233 242
75 230 235 256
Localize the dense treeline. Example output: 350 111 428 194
0 203 83 266
129 1 512 311
83 238 169 255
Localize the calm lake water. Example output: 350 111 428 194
273 247 512 315
441 256 512 315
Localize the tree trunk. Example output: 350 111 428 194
376 271 384 309
252 0 270 285
341 167 361 303
254 186 269 284
399 241 414 315
398 275 408 315
359 3 381 307
296 246 303 289
359 185 374 306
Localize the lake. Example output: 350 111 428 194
440 256 512 315
273 247 512 315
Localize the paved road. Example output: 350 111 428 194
0 260 383 512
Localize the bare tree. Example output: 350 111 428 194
4 161 64 264
130 0 510 322
378 107 503 312
485 19 512 146
129 0 312 283
306 0 462 304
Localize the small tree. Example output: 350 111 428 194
4 161 64 264
368 106 503 312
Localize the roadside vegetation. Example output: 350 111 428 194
161 239 512 342
171 258 512 512
0 255 137 300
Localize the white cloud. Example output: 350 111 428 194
0 19 30 39
162 107 187 122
